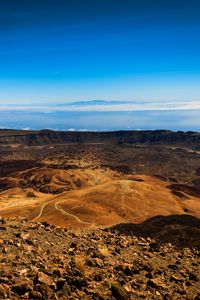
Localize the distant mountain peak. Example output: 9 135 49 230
68 100 133 106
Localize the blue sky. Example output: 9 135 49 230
0 0 200 104
0 1 200 130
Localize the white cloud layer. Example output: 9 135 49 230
0 100 200 112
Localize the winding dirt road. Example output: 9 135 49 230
31 197 95 226
32 203 49 221
55 201 94 225
31 180 136 225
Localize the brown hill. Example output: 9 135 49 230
0 171 200 229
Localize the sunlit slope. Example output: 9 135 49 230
0 173 199 228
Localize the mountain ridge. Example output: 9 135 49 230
0 129 200 148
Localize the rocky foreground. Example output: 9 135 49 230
0 217 200 300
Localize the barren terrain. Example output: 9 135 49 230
0 130 200 229
0 129 200 299
0 216 200 299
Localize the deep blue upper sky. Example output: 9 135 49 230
0 0 200 104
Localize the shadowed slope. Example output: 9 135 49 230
108 214 200 248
